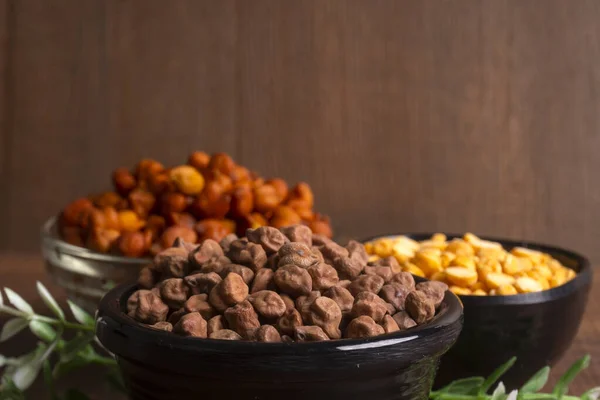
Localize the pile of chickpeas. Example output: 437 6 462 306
365 233 576 296
57 152 333 258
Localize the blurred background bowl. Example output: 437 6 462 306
41 217 149 313
363 233 592 390
96 282 463 400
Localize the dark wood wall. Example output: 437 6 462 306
1 0 600 262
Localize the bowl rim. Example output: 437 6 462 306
361 232 593 305
96 281 463 354
41 216 150 265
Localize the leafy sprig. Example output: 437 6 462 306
431 355 600 400
0 282 122 399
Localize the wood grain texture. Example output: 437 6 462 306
0 0 10 247
1 253 598 398
1 0 600 265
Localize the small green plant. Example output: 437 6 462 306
431 355 600 400
0 282 124 400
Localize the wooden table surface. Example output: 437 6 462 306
1 252 598 398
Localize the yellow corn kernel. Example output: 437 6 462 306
470 281 487 292
441 252 456 268
373 240 394 258
472 289 487 296
497 284 518 295
445 267 478 287
478 257 502 274
489 289 498 296
511 247 544 265
430 271 447 282
463 232 482 247
450 286 472 296
479 239 503 250
368 255 380 263
431 233 447 243
534 265 553 279
450 255 476 271
515 277 543 293
403 263 426 278
548 259 564 271
446 239 475 257
566 268 576 280
526 271 550 290
393 236 420 252
549 268 567 286
412 249 443 275
502 254 524 275
477 248 505 262
391 243 415 264
485 272 516 290
364 242 374 254
419 240 447 251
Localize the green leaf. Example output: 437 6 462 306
3 288 33 314
42 359 59 400
520 366 550 393
36 282 65 321
552 355 591 398
0 318 29 342
64 389 91 400
52 356 90 380
479 356 517 395
12 360 42 390
67 300 95 327
582 387 600 400
0 379 26 400
0 354 5 367
437 377 484 395
61 333 95 362
29 320 57 343
490 382 505 400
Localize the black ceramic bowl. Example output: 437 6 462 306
363 233 592 390
96 283 463 400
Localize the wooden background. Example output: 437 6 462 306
1 0 599 263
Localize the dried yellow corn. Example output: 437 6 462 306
446 267 478 287
365 234 577 297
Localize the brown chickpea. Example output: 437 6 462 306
112 167 137 195
188 151 210 170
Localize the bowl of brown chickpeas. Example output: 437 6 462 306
41 151 334 312
363 233 592 390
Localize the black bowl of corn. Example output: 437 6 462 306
362 233 592 390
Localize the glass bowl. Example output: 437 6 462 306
41 217 150 313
